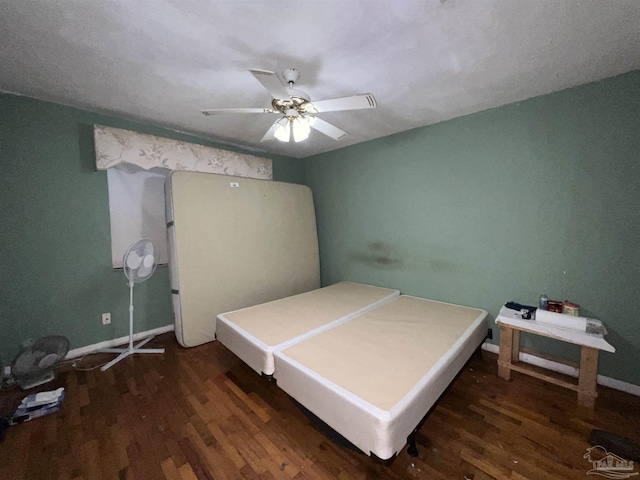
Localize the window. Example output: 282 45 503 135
94 125 272 269
107 164 170 268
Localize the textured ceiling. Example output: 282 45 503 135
1 1 639 159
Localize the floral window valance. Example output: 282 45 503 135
93 125 272 179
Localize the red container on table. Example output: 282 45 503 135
547 300 563 313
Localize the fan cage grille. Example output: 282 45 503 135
12 335 70 378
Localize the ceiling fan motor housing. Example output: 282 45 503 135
282 68 300 86
271 91 312 116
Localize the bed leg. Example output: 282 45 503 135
474 344 483 360
407 433 419 457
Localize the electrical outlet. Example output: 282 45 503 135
102 312 111 325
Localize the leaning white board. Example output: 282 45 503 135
165 171 320 347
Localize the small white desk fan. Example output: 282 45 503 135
101 239 165 371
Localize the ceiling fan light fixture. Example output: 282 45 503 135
292 117 311 142
274 117 291 142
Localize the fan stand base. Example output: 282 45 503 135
99 335 165 372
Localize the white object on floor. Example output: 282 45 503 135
23 388 65 409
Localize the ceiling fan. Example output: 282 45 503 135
201 68 377 143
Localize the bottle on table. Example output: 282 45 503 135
539 293 548 311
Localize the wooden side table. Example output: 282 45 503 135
496 307 615 408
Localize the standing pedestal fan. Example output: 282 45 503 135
100 239 165 371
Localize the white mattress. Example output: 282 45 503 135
273 295 488 460
216 282 400 375
165 171 320 347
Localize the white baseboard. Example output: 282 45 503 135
66 331 639 397
482 342 640 397
66 324 175 359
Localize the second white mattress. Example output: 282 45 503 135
273 295 488 459
216 282 400 375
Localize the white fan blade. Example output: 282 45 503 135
137 264 153 278
250 69 290 100
309 116 349 141
142 254 154 268
126 251 142 270
310 94 377 113
38 353 59 369
202 107 275 116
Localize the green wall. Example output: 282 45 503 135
303 71 640 385
2 71 638 386
0 93 302 363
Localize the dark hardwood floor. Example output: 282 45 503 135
1 333 638 479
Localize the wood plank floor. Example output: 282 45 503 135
1 333 638 479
